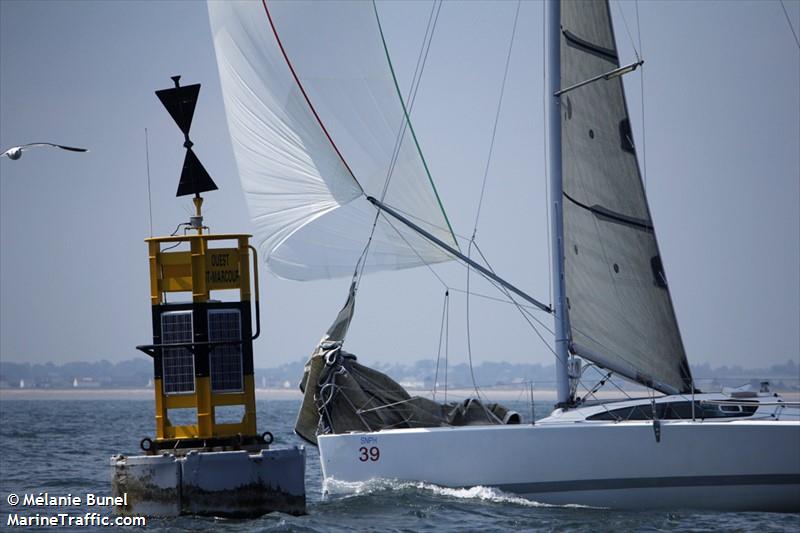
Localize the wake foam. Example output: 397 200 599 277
323 478 594 509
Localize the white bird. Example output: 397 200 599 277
1 143 89 161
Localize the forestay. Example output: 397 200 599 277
208 1 457 280
560 0 692 394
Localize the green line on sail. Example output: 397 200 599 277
371 0 459 250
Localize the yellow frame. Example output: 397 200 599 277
146 234 259 441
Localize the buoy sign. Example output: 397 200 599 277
205 248 241 289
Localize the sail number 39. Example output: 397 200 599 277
358 446 380 462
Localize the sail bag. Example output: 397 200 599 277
295 344 520 445
293 282 519 444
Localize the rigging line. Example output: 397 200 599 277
570 318 656 384
445 291 449 403
353 201 382 294
354 229 375 290
371 196 551 311
144 128 153 237
433 289 449 400
635 0 648 189
518 305 555 336
449 287 543 311
779 0 800 49
378 212 450 290
407 1 442 110
349 220 548 312
586 363 633 400
457 0 519 403
356 0 443 290
449 261 557 336
357 397 432 415
260 0 361 189
465 241 486 404
575 370 611 405
573 364 631 415
408 1 442 110
574 330 686 397
470 240 559 360
352 232 552 314
468 259 556 339
499 280 559 360
371 0 459 247
373 202 474 242
635 0 643 57
373 198 555 251
614 0 640 61
466 242 555 350
542 0 553 307
381 0 442 202
471 0 522 236
379 211 555 323
378 213 489 412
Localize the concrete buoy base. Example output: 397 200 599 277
111 446 305 517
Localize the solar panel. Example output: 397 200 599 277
208 309 243 392
161 310 195 394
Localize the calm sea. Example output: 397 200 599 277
0 398 797 532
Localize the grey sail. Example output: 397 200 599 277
560 0 692 394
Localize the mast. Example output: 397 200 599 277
547 0 572 407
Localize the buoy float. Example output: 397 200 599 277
111 76 305 518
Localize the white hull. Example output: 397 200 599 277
318 419 800 511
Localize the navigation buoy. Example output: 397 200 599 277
110 77 305 518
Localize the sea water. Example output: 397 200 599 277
1 398 797 532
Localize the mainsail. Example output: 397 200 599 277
208 1 457 281
560 0 692 394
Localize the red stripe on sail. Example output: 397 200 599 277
260 0 361 187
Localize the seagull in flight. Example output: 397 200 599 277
1 143 89 161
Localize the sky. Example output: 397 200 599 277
1 0 798 377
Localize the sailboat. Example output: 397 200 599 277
208 0 800 511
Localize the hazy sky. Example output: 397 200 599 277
1 1 798 376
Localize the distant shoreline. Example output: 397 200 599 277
0 387 562 402
0 388 303 401
2 387 796 402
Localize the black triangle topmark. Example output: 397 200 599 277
156 81 200 136
156 75 218 197
177 148 218 197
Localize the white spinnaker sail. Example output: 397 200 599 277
560 0 692 394
208 0 457 280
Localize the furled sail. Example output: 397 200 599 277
560 0 692 394
208 0 457 280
